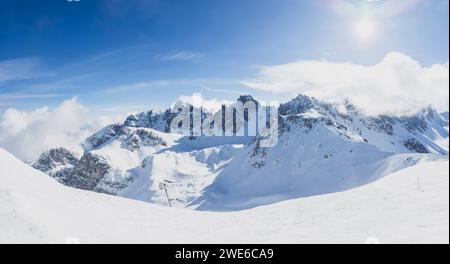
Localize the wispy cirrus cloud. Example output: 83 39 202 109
327 0 422 18
0 57 52 85
0 93 63 108
157 50 204 61
202 86 248 96
0 93 62 100
102 78 235 95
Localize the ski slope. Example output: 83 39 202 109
1 148 448 243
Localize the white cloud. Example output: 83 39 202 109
0 98 114 162
174 94 233 113
242 52 449 115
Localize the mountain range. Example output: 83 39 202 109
32 94 449 210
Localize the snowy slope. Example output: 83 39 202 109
194 135 444 211
1 148 448 243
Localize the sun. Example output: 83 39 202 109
353 18 377 42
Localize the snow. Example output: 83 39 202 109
1 147 448 243
118 150 213 206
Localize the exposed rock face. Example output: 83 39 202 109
404 138 429 153
278 94 314 116
85 126 167 151
237 95 259 106
85 124 124 149
33 149 111 191
124 109 178 132
368 116 395 135
32 148 79 182
32 147 78 171
64 153 111 191
122 129 167 151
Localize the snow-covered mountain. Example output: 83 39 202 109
1 147 448 243
194 95 449 210
32 94 449 210
441 111 449 122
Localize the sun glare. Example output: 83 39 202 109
353 18 377 43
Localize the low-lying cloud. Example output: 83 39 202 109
242 52 449 116
0 98 111 162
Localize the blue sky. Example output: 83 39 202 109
0 0 448 116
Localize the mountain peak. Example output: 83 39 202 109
279 94 316 115
236 95 258 105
